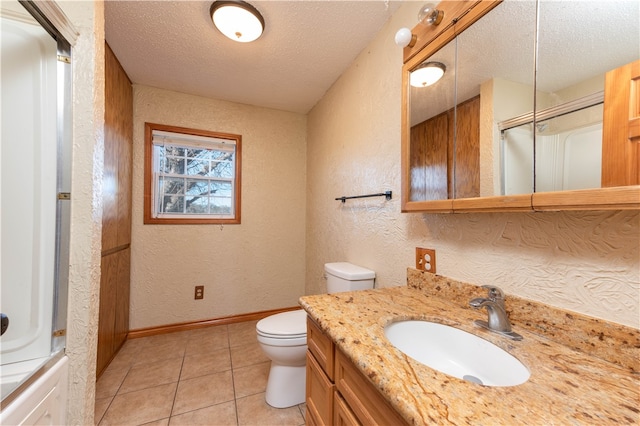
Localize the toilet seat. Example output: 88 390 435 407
256 309 307 340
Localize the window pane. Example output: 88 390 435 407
211 181 232 196
211 197 232 214
164 157 185 174
158 149 166 172
165 146 184 156
186 179 209 196
211 151 232 161
185 196 209 213
210 160 234 178
186 148 209 159
161 177 185 195
162 195 184 213
164 145 184 157
186 159 210 176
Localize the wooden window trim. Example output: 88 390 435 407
143 122 242 225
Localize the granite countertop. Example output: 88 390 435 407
299 275 640 425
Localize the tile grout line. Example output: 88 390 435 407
96 360 135 425
167 345 187 422
226 324 241 426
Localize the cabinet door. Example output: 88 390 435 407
306 351 334 426
410 112 450 201
97 249 130 376
307 318 334 380
603 59 640 186
104 43 133 250
334 393 361 426
97 254 118 374
454 95 480 198
335 349 409 426
114 248 131 351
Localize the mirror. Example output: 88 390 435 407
533 0 638 193
404 0 639 209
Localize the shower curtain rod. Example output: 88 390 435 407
498 91 603 132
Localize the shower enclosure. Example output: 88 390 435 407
0 0 73 419
501 97 604 195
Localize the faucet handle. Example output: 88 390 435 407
481 285 505 301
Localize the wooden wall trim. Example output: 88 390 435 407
127 306 302 339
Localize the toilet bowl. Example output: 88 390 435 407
256 262 375 408
256 309 307 408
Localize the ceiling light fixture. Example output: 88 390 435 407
410 62 446 87
210 0 265 43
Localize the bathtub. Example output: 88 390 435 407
0 354 68 425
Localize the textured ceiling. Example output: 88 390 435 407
105 1 401 114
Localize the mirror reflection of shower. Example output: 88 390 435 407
501 95 603 195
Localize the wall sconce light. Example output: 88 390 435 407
395 2 444 48
410 62 446 87
418 3 444 26
395 27 417 48
210 0 265 43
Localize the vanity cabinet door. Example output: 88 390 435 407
335 349 409 426
306 318 336 425
306 351 335 426
307 318 334 380
334 393 361 426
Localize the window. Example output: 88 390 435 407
144 123 241 224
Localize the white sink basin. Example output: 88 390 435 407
384 321 530 387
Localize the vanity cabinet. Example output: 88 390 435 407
305 318 408 426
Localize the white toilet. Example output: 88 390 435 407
256 262 375 408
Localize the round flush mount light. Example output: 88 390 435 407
410 62 446 87
210 0 265 43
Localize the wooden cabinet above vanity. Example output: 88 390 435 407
401 0 640 213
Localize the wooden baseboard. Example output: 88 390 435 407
127 306 301 339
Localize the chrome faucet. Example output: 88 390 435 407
469 286 522 341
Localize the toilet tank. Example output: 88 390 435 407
324 262 375 293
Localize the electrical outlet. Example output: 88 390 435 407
416 248 436 273
194 285 204 300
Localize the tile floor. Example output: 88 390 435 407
94 320 306 425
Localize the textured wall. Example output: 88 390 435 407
58 1 104 424
130 86 307 329
306 3 639 329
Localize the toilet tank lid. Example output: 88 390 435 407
324 262 375 280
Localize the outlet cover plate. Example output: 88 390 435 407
195 285 204 300
416 248 436 273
